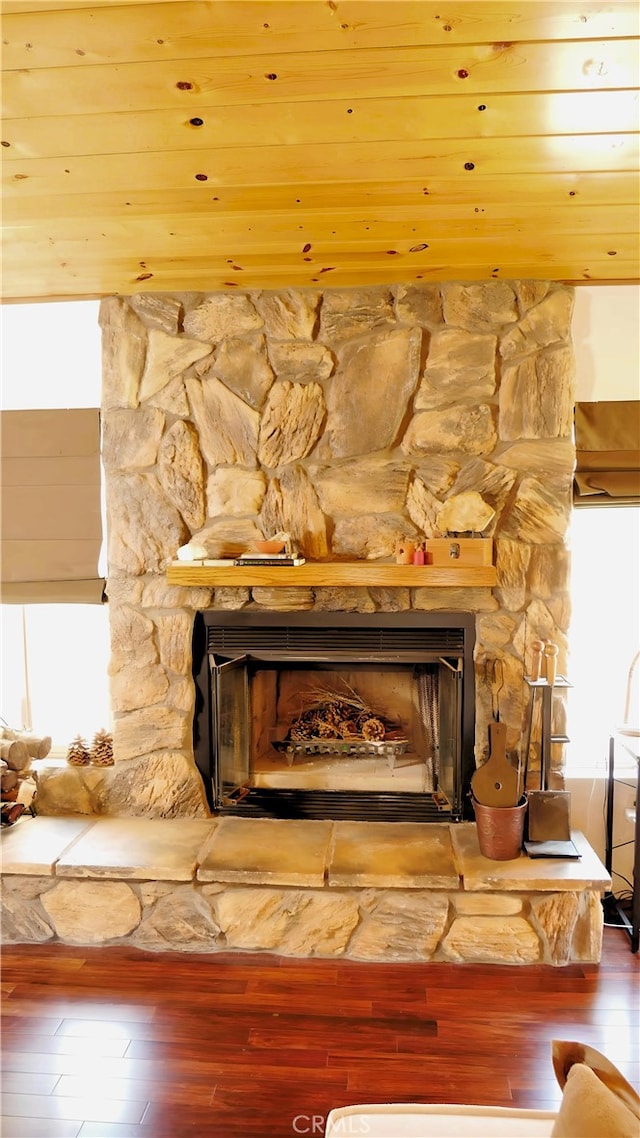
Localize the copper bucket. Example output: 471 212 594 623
472 795 528 860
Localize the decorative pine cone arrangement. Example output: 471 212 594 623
90 728 114 766
67 736 91 766
287 696 395 744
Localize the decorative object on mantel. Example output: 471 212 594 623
234 552 306 567
237 530 303 565
424 536 494 565
176 541 208 562
235 530 305 566
90 728 114 766
251 537 286 555
395 538 415 564
394 534 494 567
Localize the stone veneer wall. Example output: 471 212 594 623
3 876 602 966
36 282 576 819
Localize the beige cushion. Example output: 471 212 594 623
551 1064 639 1138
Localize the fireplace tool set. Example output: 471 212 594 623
470 652 578 859
522 641 578 857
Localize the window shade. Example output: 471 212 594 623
0 408 105 603
573 400 640 507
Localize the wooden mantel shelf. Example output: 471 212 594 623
166 561 497 588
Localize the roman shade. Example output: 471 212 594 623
573 400 640 507
0 408 105 603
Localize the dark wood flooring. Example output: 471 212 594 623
1 927 638 1137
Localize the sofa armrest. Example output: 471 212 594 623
325 1103 557 1137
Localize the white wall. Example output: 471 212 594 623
573 285 640 400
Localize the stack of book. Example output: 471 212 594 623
233 552 306 567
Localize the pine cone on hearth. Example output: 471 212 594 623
90 729 114 766
67 736 91 766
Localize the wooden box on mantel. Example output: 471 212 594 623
424 538 493 567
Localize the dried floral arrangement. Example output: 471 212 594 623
285 682 404 744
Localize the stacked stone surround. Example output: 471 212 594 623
1 817 607 965
35 280 576 818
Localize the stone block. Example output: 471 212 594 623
56 817 217 881
329 822 458 889
198 817 333 886
41 880 141 944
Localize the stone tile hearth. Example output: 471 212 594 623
1 816 610 966
199 817 331 886
328 821 459 888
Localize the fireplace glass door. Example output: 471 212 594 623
193 612 476 822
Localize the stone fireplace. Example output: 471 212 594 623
36 280 576 820
13 283 612 966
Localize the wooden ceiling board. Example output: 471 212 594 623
6 90 640 161
4 135 638 200
6 171 637 218
5 39 638 120
1 0 638 301
6 203 636 252
3 1 638 68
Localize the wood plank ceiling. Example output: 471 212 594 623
1 0 639 302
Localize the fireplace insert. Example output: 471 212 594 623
192 611 476 822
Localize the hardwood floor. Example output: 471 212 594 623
1 928 638 1137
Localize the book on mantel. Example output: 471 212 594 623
233 553 306 566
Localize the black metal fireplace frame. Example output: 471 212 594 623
191 610 476 823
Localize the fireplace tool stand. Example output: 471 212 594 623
522 673 577 857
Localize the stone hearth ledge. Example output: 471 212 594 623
1 816 610 965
